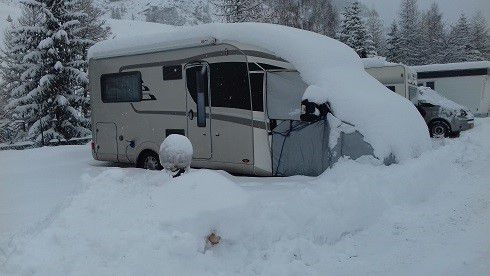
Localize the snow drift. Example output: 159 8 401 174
2 119 490 275
89 23 430 162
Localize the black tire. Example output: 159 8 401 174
137 151 162 170
429 121 450 138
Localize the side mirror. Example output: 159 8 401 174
300 99 330 122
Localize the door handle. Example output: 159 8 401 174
188 109 194 120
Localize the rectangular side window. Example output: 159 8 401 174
101 72 142 103
163 65 182 80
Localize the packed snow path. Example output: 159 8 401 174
1 119 490 275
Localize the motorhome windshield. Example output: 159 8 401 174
266 71 307 120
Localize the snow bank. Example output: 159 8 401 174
3 119 490 275
412 61 490 72
89 23 430 162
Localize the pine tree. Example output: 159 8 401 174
398 0 424 65
420 2 446 64
470 11 490 61
338 1 376 58
70 0 110 118
1 5 45 142
446 13 484 62
262 0 339 37
366 8 385 56
386 21 402 63
212 0 265 23
301 0 339 37
2 0 107 145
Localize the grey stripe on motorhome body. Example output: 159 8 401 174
130 104 268 129
418 68 489 79
119 50 287 72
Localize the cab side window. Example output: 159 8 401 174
209 62 251 110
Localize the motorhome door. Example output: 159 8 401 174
185 63 212 159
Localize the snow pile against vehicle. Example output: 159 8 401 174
89 23 430 162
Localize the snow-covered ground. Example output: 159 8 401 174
1 119 490 275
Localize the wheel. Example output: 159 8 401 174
138 151 162 170
429 121 450 138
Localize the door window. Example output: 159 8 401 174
209 62 251 110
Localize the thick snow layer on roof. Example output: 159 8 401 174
105 19 176 39
362 56 398 69
89 23 430 161
412 61 490 72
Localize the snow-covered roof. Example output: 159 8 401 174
412 61 490 72
362 56 399 69
89 35 217 59
89 23 431 161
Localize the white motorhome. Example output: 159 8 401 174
88 36 375 176
412 61 490 116
364 62 419 100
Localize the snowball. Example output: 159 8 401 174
159 134 193 172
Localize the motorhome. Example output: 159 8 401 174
364 63 419 100
88 35 379 176
365 62 474 137
412 61 490 116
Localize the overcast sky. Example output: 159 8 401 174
358 0 490 27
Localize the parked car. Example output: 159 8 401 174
414 86 474 138
364 60 474 138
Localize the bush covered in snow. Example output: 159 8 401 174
159 134 193 173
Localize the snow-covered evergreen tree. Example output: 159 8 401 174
446 13 484 62
70 0 110 118
1 5 44 142
338 1 376 58
366 8 385 56
470 11 490 61
398 0 424 65
266 0 339 37
420 2 446 64
386 21 402 63
2 0 107 145
212 0 265 23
